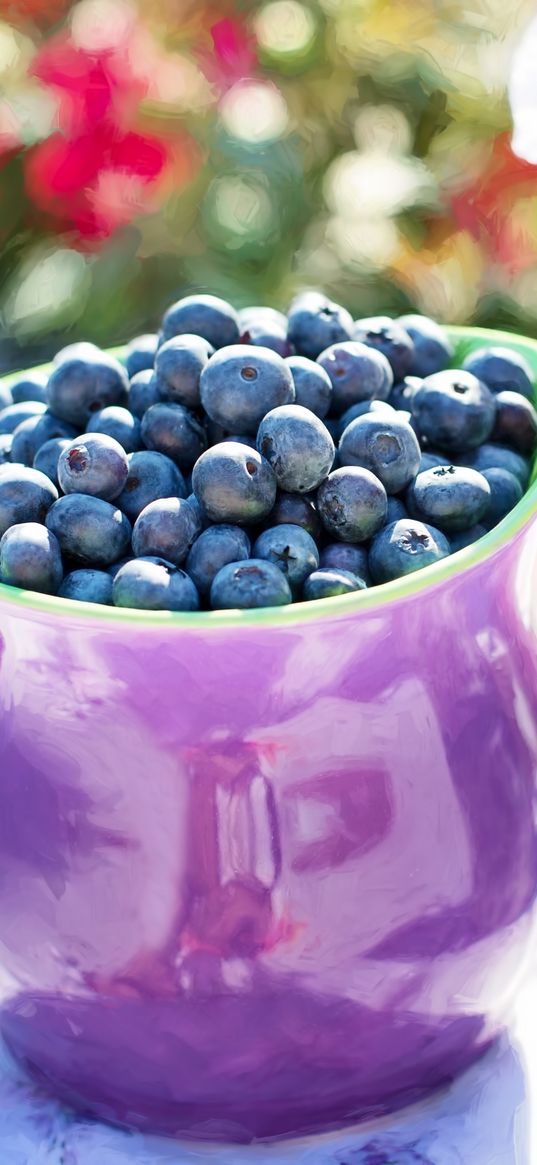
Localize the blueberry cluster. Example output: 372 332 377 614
0 293 535 612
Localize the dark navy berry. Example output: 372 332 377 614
257 404 334 493
253 523 319 591
481 467 523 527
317 466 387 542
463 443 531 489
337 399 395 439
0 382 12 411
389 375 423 411
58 434 129 501
210 559 292 609
450 524 488 552
192 442 277 524
185 492 210 531
46 350 129 427
33 438 72 487
386 496 408 523
352 316 414 381
53 341 101 366
239 307 290 357
0 435 12 465
125 334 158 379
10 371 48 405
161 294 240 349
303 567 366 601
339 413 421 494
419 450 450 472
59 568 114 605
0 523 63 594
10 410 77 467
141 402 207 471
200 345 295 435
462 346 534 400
87 406 142 453
186 525 251 595
106 556 133 578
491 390 537 454
0 465 58 536
411 370 496 453
287 292 354 359
264 490 321 540
132 496 202 565
46 494 131 565
128 370 160 419
286 355 333 418
406 464 491 532
397 314 453 378
113 556 200 611
319 541 370 580
116 450 186 523
0 401 47 436
155 334 213 409
317 341 393 415
369 518 450 582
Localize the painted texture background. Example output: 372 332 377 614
1 0 537 370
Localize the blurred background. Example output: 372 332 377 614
1 0 537 371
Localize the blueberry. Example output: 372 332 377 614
319 541 370 580
406 464 491 532
132 496 202 565
186 525 251 594
58 434 129 501
491 390 537 454
257 404 334 493
253 523 319 591
0 435 13 465
33 438 72 487
287 292 354 359
369 518 451 582
0 522 63 594
116 450 186 523
264 490 322 540
84 408 138 455
337 399 395 440
386 496 408 523
210 559 292 609
303 567 366 600
339 413 421 494
389 375 423 411
185 492 210 531
462 345 534 400
352 316 414 381
46 494 131 565
285 355 333 418
463 443 531 489
220 434 257 449
239 307 290 357
106 556 133 578
52 341 102 366
200 345 295 435
411 370 496 453
0 466 58 536
419 450 450 472
46 350 129 427
397 314 453 378
0 401 47 436
317 466 387 542
128 370 160 419
317 341 393 415
141 402 206 472
113 556 200 611
481 467 523 527
192 442 277 524
155 334 213 409
125 334 158 379
161 294 240 349
10 411 78 467
59 568 114 605
450 524 488 552
0 382 12 411
9 371 48 405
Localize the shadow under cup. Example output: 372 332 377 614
0 326 537 1143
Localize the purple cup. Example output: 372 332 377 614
0 325 537 1143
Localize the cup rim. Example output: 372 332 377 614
1 323 536 631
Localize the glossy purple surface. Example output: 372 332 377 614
1 517 537 1142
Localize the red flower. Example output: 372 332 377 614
199 17 257 93
450 132 537 271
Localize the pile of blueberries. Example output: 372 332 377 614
0 291 535 612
